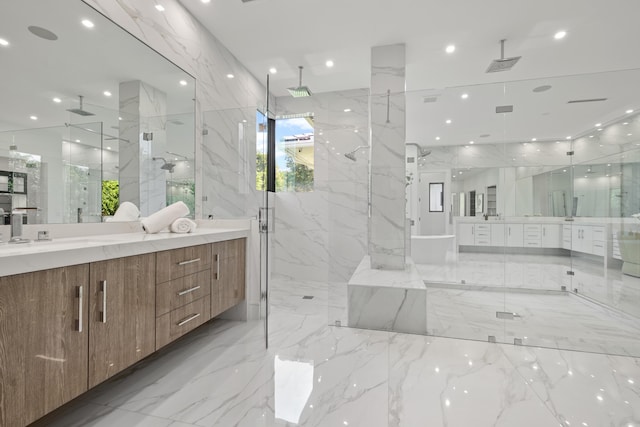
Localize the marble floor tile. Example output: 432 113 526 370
388 334 562 427
502 344 640 427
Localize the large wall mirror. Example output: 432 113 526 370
409 68 640 221
0 0 195 224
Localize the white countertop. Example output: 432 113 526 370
0 228 249 277
454 216 639 226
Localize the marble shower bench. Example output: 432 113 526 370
347 256 427 334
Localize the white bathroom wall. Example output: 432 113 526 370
419 171 447 235
274 89 369 283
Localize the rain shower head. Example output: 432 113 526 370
486 39 521 73
344 145 370 161
418 148 431 158
287 66 312 97
66 95 95 116
152 157 176 173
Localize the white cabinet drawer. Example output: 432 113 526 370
524 239 542 248
592 242 605 256
592 227 605 242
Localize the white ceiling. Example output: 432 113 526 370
179 0 640 149
178 0 640 95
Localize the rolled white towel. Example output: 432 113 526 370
111 202 140 222
141 201 190 234
170 218 197 234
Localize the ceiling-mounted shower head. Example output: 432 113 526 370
344 145 370 161
418 147 431 158
66 95 95 116
287 66 312 97
152 156 176 173
486 39 521 73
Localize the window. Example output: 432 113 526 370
429 182 444 212
256 112 315 192
275 115 314 192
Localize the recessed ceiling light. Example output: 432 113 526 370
461 93 469 99
201 0 210 3
531 138 537 141
523 142 529 146
75 139 81 143
537 149 540 152
445 119 452 124
103 91 112 97
81 19 95 28
566 136 571 140
155 4 165 11
107 146 112 150
269 67 277 74
435 136 440 140
179 80 188 86
589 135 594 138
326 60 334 68
554 30 567 40
53 97 62 103
445 44 456 54
626 109 634 114
607 163 611 166
344 108 351 112
30 115 38 120
556 141 560 144
623 122 629 125
118 116 122 120
226 74 235 79
597 128 603 131
628 133 633 136
595 123 602 127
0 38 9 46
469 141 474 144
354 129 358 133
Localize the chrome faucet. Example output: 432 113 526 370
9 213 30 244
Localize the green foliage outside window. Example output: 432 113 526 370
102 180 119 216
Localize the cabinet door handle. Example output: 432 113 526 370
177 313 201 326
472 227 474 235
508 227 511 236
76 285 83 333
216 254 220 280
177 285 201 296
100 280 107 323
178 258 201 266
543 227 546 237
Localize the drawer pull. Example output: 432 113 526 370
177 285 201 296
100 280 107 323
178 258 201 266
76 285 83 333
177 313 201 326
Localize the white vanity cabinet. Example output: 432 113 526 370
523 224 542 248
474 224 491 246
541 224 562 248
572 225 593 253
457 223 475 245
506 224 524 247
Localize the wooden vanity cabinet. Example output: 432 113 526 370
0 265 89 427
212 238 246 317
155 245 212 350
88 253 156 388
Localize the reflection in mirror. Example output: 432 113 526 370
0 0 195 223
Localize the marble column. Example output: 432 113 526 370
119 80 167 216
369 44 407 270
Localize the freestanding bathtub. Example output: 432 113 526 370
410 235 456 264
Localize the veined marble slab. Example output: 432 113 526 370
0 227 249 277
348 256 427 334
